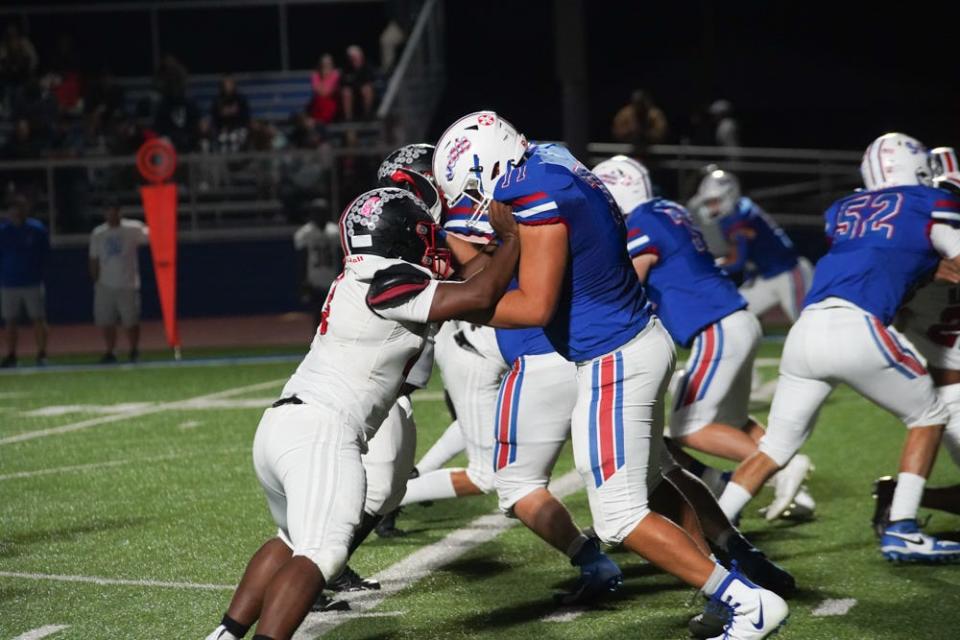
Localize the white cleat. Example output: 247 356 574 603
765 454 812 522
706 572 789 640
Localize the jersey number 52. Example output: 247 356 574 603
834 192 904 241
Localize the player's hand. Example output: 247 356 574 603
489 201 518 241
935 258 960 284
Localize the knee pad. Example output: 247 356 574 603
494 473 549 515
591 502 652 546
757 419 807 468
938 383 960 467
464 467 495 494
298 546 348 585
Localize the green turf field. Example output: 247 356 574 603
2 342 959 640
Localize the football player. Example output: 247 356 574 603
435 111 788 640
204 187 520 640
715 133 960 563
594 155 815 522
872 145 960 532
692 168 813 322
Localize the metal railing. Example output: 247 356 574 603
588 142 863 226
0 140 866 247
0 144 394 246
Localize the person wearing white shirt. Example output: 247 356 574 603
88 200 149 363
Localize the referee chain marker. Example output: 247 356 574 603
0 378 285 446
294 469 585 639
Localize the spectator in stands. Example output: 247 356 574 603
154 54 188 101
85 69 125 127
211 75 251 152
611 89 668 159
709 99 741 150
0 194 49 367
308 54 340 125
381 0 417 71
341 45 375 121
0 23 38 115
154 91 200 151
44 33 82 117
13 78 58 148
3 119 42 159
293 216 341 330
89 198 149 364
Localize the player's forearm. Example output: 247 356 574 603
429 236 519 322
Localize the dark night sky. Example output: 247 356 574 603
12 0 960 151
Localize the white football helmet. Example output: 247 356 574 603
860 132 932 190
695 167 740 219
931 146 960 194
432 111 528 222
591 155 653 215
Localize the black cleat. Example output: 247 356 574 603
375 508 407 538
1 353 16 368
326 565 381 592
720 536 796 598
688 598 731 638
99 353 117 365
872 476 896 539
311 591 351 612
129 349 139 363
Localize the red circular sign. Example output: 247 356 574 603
136 138 177 184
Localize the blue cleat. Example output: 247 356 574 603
553 538 623 605
880 519 960 563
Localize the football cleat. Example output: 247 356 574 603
765 454 812 522
554 538 623 605
705 568 789 640
326 565 381 592
310 591 351 612
375 508 407 538
689 598 731 639
871 476 896 539
1 354 16 368
721 536 796 598
880 519 960 563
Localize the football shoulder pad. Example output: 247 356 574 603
366 263 432 310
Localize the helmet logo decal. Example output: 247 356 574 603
359 195 381 218
905 141 922 155
478 113 495 126
445 137 472 181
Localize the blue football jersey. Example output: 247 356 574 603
495 143 651 362
625 198 747 347
495 278 557 363
805 185 960 324
719 197 799 278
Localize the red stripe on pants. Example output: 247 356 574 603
599 355 617 482
496 365 519 470
684 326 716 405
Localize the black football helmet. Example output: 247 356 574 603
377 144 441 221
338 188 451 277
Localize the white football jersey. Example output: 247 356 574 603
294 221 342 289
281 254 438 439
89 219 149 289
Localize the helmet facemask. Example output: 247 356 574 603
416 219 453 279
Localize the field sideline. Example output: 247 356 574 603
2 342 959 640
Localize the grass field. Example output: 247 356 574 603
2 342 960 640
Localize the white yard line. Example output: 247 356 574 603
0 447 246 482
294 470 585 639
811 598 857 617
540 606 589 623
755 357 780 367
11 625 70 640
0 571 234 591
0 378 284 446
